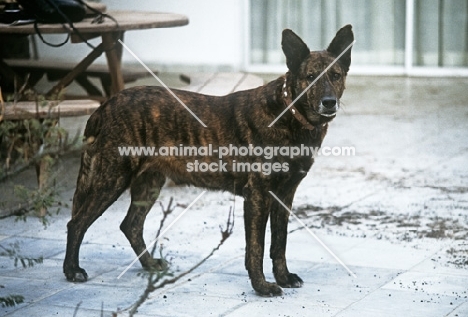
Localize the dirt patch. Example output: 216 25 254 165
292 203 468 268
294 204 468 240
446 245 468 268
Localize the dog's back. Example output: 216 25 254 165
79 82 298 193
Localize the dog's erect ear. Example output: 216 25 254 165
282 29 310 73
327 24 354 73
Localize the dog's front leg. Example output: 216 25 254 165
270 190 303 288
243 184 283 296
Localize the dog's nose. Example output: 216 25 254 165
321 98 337 109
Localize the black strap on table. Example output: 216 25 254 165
33 0 120 51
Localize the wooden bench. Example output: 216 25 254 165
180 72 264 96
2 99 100 120
4 59 157 100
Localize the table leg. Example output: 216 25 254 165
102 32 125 96
0 58 24 89
46 43 105 98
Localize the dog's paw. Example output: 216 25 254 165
276 273 304 288
143 258 168 272
64 267 88 282
253 281 284 297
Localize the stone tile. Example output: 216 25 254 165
334 288 460 317
20 216 70 241
383 271 468 299
73 242 134 263
136 291 245 317
447 301 468 317
0 216 30 236
0 276 73 316
38 283 138 312
2 303 82 317
0 236 64 260
284 233 368 266
225 300 340 317
0 258 63 280
339 238 445 270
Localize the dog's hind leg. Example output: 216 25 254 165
64 155 130 282
120 170 166 271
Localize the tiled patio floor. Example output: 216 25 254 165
1 74 467 316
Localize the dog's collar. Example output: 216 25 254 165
281 77 326 131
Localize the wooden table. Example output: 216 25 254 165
0 11 189 97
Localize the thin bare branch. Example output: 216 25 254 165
126 207 234 316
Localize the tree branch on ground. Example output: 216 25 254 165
122 199 234 316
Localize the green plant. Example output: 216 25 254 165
13 183 64 227
0 295 25 308
0 88 80 222
0 87 58 309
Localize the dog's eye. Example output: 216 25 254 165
306 74 315 82
331 72 341 81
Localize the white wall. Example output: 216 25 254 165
36 0 247 71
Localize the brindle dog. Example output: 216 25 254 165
64 25 354 296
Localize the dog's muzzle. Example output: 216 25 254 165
319 97 339 117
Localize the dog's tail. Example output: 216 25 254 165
73 104 107 208
83 104 104 144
